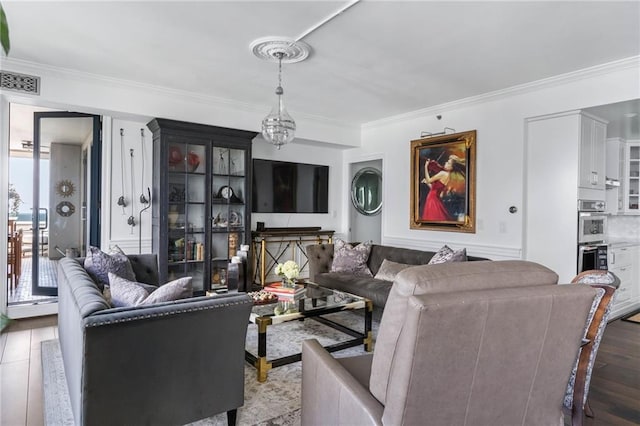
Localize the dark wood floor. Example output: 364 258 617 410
1 315 638 425
582 317 640 425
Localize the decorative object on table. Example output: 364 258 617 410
227 261 240 292
263 281 305 297
251 37 310 150
410 130 476 233
275 260 300 288
247 290 278 304
273 299 298 316
55 179 75 197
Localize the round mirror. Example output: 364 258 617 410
351 167 382 216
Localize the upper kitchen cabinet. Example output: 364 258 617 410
605 138 625 213
623 141 640 213
578 113 608 192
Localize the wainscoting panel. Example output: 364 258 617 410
382 236 522 261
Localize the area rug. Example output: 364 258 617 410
621 310 640 324
42 311 378 426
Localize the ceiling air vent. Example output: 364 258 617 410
1 71 40 95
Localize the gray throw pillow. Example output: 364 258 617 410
84 246 136 290
428 245 468 264
108 272 192 308
330 239 373 277
374 259 413 281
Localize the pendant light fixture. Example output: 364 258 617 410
251 37 311 149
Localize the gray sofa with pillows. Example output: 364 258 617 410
306 241 489 311
57 252 253 426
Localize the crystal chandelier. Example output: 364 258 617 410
251 37 311 149
262 52 295 149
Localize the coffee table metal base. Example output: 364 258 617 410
245 300 373 382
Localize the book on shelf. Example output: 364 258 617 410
263 281 305 295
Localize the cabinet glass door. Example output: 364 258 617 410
210 147 246 290
166 142 207 290
628 145 639 212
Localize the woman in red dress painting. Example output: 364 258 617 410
421 155 465 221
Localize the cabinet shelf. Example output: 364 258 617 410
212 173 245 178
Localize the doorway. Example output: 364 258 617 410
6 103 101 307
349 159 383 244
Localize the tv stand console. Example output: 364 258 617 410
251 229 334 287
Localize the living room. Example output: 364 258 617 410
1 1 640 425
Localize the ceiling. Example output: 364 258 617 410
2 1 640 128
9 104 94 154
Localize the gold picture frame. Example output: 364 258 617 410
410 130 476 233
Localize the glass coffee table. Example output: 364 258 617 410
245 282 373 382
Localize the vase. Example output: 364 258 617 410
168 205 179 227
282 278 296 288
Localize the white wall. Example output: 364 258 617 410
252 141 346 239
102 118 154 254
351 58 640 262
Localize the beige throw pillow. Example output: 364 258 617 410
374 259 413 281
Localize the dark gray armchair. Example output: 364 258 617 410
301 260 597 426
57 255 252 425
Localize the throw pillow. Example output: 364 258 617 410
374 259 413 281
331 239 373 277
108 273 193 308
428 245 468 265
84 246 136 290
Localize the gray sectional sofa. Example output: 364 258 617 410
306 243 489 311
57 254 252 426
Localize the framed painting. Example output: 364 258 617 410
410 130 476 232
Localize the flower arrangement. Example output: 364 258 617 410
275 260 300 286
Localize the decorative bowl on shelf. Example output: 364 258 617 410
187 151 200 173
168 146 184 170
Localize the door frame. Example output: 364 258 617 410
31 111 101 296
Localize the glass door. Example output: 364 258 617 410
7 105 101 303
31 112 101 296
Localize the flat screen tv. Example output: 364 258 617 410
252 159 329 213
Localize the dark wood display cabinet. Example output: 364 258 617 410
147 118 256 294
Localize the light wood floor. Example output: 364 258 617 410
1 315 638 426
0 315 57 426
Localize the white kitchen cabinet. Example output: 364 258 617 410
608 245 640 319
622 141 640 214
578 113 608 191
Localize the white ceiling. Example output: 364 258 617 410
9 104 94 153
2 1 640 127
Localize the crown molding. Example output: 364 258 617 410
0 57 356 130
363 56 640 130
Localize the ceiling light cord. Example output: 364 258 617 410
293 0 362 43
